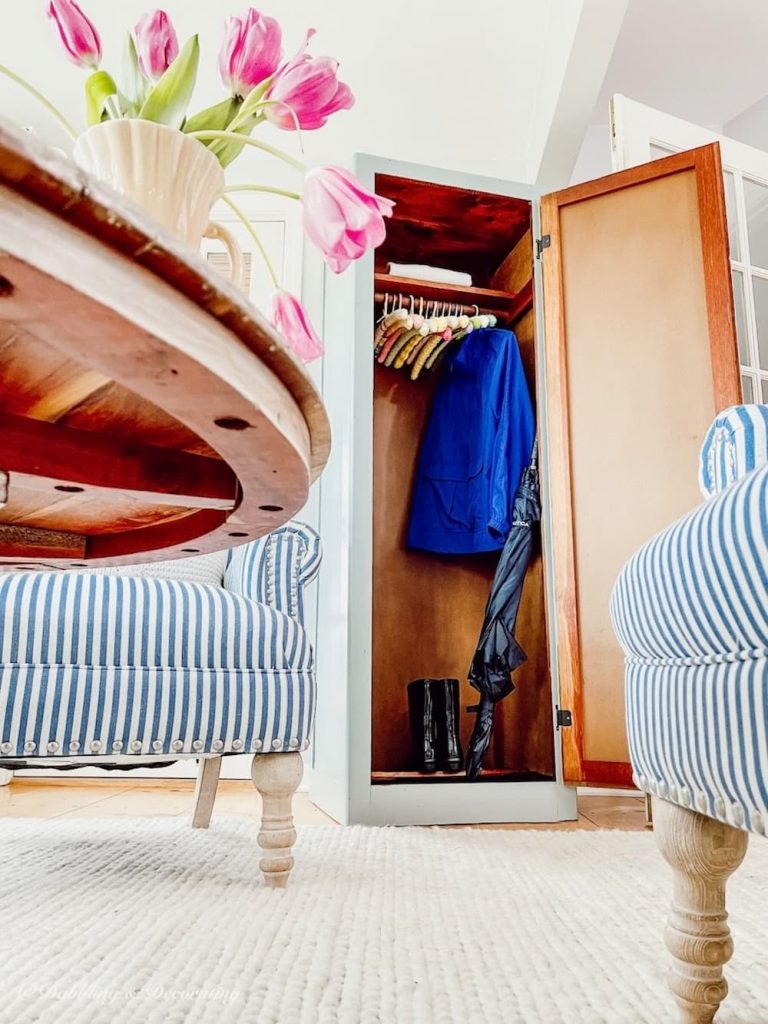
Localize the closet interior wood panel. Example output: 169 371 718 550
371 174 554 782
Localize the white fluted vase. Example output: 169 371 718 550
72 119 243 281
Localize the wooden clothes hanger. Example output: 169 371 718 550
373 292 499 378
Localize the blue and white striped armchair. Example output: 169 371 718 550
0 522 321 887
611 406 768 1023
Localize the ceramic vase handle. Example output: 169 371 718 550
204 221 246 292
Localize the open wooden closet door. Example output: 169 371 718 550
541 143 740 786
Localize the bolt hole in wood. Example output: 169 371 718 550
259 504 283 512
214 416 250 431
181 548 200 553
70 563 87 567
228 531 249 537
0 275 13 297
54 484 84 493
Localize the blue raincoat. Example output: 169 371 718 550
407 328 535 555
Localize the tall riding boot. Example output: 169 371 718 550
434 678 464 773
407 679 437 773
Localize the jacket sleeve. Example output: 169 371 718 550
488 336 535 542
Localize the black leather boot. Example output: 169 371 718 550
407 679 437 773
434 678 464 772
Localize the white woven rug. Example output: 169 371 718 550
1 820 767 1024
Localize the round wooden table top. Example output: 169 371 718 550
0 120 330 569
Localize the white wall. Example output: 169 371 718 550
1 0 592 183
570 122 612 184
724 94 768 151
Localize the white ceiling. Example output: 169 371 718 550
594 0 768 128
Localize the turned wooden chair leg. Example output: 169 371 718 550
191 756 222 829
653 797 748 1024
251 751 303 888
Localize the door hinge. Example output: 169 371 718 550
535 234 551 259
556 707 572 729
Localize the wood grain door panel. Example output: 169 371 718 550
541 143 740 785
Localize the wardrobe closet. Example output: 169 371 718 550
313 146 740 826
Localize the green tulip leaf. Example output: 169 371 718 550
184 97 240 134
120 32 145 116
184 97 246 166
85 70 118 126
227 77 272 133
139 35 200 128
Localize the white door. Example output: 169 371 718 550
611 94 768 403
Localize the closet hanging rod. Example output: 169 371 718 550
373 274 533 325
373 291 507 319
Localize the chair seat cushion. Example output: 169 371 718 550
0 573 315 761
0 573 311 671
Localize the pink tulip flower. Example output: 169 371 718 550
271 291 324 363
133 10 179 82
264 29 354 131
47 0 101 69
302 167 394 274
219 9 282 98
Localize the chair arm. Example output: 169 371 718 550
224 522 321 626
611 462 768 664
699 404 768 498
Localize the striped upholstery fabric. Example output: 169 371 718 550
0 523 320 764
225 522 322 623
699 404 768 498
611 460 768 836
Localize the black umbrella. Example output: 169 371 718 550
465 449 541 780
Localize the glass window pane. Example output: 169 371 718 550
744 178 768 270
743 374 755 402
762 378 768 404
723 171 740 261
753 275 768 369
732 270 749 364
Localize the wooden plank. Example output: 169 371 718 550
0 524 84 560
579 760 636 788
0 412 237 509
374 173 532 283
693 145 742 410
374 273 529 316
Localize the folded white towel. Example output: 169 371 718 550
386 263 473 287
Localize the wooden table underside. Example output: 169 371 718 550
0 121 330 568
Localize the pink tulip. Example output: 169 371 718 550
47 0 101 69
264 29 354 131
302 167 394 274
271 291 324 363
219 9 282 98
133 10 179 82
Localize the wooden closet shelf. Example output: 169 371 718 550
374 274 533 323
371 768 554 785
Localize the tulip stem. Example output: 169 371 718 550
221 194 280 289
187 130 307 173
249 101 305 153
224 184 302 201
0 64 78 139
